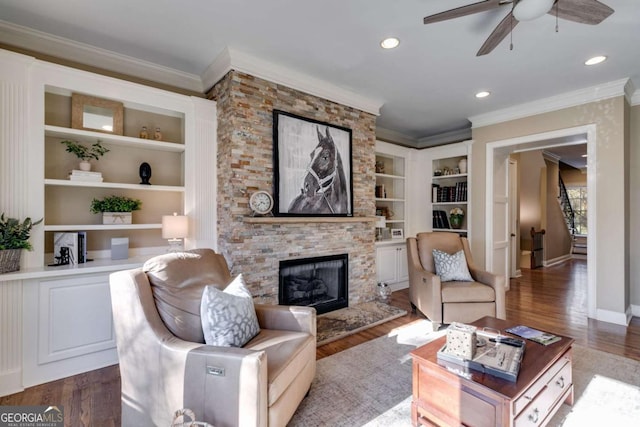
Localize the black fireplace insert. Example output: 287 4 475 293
279 254 348 315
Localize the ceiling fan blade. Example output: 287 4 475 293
424 0 506 25
477 12 519 56
548 0 614 25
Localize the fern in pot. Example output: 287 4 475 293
90 195 142 225
0 213 43 273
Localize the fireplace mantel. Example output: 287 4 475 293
244 216 377 224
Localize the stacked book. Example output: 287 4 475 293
433 182 467 203
433 210 450 229
68 169 103 182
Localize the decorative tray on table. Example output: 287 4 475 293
437 329 526 382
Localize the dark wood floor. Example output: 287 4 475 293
2 258 639 426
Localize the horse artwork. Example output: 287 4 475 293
273 110 353 216
288 127 349 214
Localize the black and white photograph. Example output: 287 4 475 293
273 110 353 216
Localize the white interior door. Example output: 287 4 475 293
509 159 519 278
492 151 510 286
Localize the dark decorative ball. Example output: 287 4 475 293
139 162 152 185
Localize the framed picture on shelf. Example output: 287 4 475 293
391 228 404 239
273 110 353 216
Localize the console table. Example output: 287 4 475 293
410 316 574 427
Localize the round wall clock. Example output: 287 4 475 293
249 190 274 216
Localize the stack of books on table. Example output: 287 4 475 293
68 170 103 182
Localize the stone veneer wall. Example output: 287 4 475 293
209 71 377 305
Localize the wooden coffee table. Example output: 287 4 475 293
410 316 574 427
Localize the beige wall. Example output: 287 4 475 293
472 96 629 316
517 151 546 250
560 165 587 187
543 157 573 261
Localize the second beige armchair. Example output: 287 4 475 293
406 232 506 327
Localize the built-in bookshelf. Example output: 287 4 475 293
428 141 473 238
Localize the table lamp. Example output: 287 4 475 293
375 216 387 241
162 213 188 252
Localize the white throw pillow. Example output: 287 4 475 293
200 274 260 347
432 249 474 282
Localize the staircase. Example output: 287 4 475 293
558 176 576 235
558 175 587 256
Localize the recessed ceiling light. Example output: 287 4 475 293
475 91 491 98
585 55 607 66
380 37 400 49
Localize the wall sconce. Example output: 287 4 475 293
162 212 188 252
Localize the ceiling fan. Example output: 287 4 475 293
423 0 614 56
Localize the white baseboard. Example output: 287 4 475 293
595 307 631 326
390 281 408 292
543 254 572 267
0 369 23 397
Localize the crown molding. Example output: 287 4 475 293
416 127 472 149
542 150 561 164
375 127 419 148
201 47 384 116
0 20 204 93
470 78 631 129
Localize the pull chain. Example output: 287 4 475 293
556 0 559 32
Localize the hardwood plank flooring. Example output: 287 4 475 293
2 258 639 426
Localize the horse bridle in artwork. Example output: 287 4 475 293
304 144 339 213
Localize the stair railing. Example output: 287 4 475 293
558 175 575 235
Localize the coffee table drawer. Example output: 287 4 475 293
513 348 572 415
514 360 572 427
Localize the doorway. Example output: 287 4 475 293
485 124 596 318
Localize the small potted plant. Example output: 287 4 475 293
90 195 142 224
61 139 110 171
0 213 43 273
449 207 465 229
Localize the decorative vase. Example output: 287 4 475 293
79 160 91 171
450 214 464 229
0 249 22 273
458 158 467 174
377 282 391 302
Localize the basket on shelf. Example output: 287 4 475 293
171 408 213 427
0 249 22 274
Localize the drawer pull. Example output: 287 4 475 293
528 408 539 423
556 376 565 388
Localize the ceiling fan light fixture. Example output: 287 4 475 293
584 55 607 66
475 91 491 99
512 0 555 21
380 37 400 49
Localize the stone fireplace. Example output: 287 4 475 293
209 70 378 306
279 254 348 314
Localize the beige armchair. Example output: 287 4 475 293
406 232 506 327
109 249 316 427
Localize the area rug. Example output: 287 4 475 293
289 320 640 426
316 301 407 346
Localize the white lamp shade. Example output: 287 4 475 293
162 213 188 239
513 0 555 21
375 216 387 228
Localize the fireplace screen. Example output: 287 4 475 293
279 254 348 315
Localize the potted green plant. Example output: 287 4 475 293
61 139 110 171
90 195 142 224
449 207 465 229
0 213 43 273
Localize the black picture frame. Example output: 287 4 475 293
273 110 353 217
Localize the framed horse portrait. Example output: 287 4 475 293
273 110 353 217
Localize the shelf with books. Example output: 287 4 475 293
426 141 472 239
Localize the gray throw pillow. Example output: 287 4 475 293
200 274 260 347
432 249 474 282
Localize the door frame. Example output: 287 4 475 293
485 124 596 318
